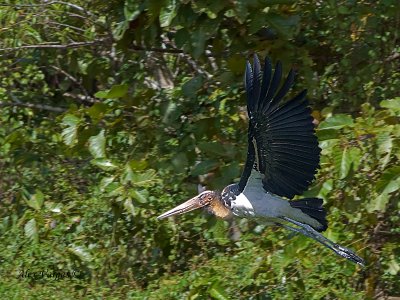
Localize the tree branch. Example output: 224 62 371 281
0 38 110 53
130 44 226 57
1 93 67 112
130 45 184 54
0 101 66 112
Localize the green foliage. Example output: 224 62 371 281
0 0 399 299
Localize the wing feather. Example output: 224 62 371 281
238 54 321 199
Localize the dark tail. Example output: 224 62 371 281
289 198 328 232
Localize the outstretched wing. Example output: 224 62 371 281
237 54 321 199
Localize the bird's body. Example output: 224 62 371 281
227 170 323 231
158 54 365 266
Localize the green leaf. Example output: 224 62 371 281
112 21 129 40
319 114 354 130
26 190 44 211
175 28 190 48
131 169 158 186
24 218 38 243
334 147 351 179
348 146 362 173
159 0 177 27
100 176 115 191
182 76 203 98
61 114 80 146
87 103 108 122
95 84 129 99
68 245 92 262
124 198 135 216
266 13 300 38
368 166 399 212
209 282 229 300
130 189 148 204
91 158 118 171
191 28 206 58
317 129 339 141
210 219 229 245
338 6 350 14
388 259 400 275
89 130 106 158
108 84 129 98
171 152 189 171
380 97 400 111
128 160 148 171
377 131 393 169
318 180 333 200
191 160 219 176
368 193 390 212
376 166 400 194
45 202 62 213
124 1 142 21
197 141 228 158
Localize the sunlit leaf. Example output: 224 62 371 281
334 146 352 179
209 282 229 300
89 130 106 158
24 218 38 243
319 114 354 130
376 166 400 194
159 0 177 27
131 169 158 186
380 97 400 112
91 158 118 171
68 245 92 262
130 189 147 204
388 259 400 275
100 176 115 190
348 146 362 173
45 202 62 213
25 190 44 211
61 114 80 146
124 198 135 216
377 131 393 169
124 1 142 21
368 193 390 212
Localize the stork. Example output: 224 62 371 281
158 54 365 266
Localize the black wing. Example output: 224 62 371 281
237 54 321 199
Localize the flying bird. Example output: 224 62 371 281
158 54 365 266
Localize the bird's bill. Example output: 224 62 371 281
157 194 207 220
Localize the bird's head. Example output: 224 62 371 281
157 190 231 220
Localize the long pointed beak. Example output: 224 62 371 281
157 195 206 220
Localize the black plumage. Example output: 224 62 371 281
239 54 321 199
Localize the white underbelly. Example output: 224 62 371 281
231 188 290 219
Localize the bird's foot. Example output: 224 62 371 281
333 243 365 267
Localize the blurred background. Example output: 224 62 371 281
0 0 399 299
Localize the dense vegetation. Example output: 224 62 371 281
0 1 399 299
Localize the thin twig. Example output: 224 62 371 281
48 66 83 90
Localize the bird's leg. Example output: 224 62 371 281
278 217 365 266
